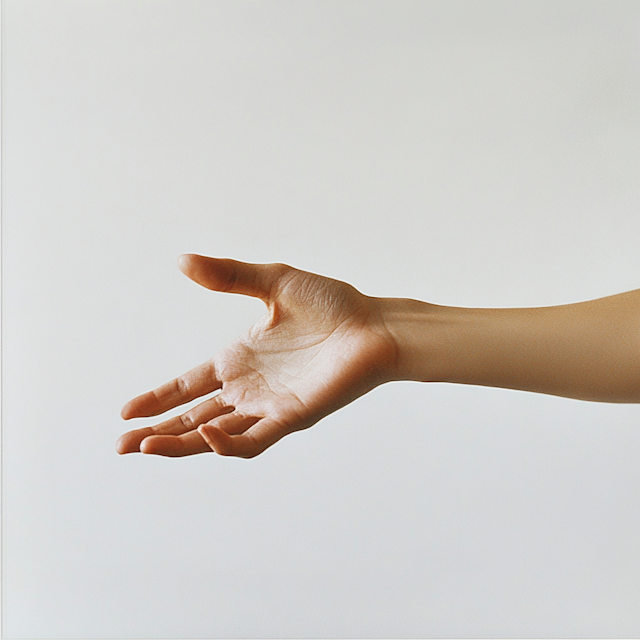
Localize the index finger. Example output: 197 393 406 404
121 360 221 419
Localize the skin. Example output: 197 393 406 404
117 254 640 459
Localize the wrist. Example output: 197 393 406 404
375 296 459 383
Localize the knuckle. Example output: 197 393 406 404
176 375 191 400
221 263 238 293
180 412 195 430
269 262 291 277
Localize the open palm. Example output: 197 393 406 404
117 255 397 458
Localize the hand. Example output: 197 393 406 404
116 255 398 458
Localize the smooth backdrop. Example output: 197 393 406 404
3 1 640 637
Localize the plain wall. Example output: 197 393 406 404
2 1 640 637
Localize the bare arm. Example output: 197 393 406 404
382 290 640 403
117 256 640 459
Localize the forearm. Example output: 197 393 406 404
380 289 640 402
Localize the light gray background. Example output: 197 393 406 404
2 1 640 637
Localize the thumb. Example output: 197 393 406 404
177 254 285 300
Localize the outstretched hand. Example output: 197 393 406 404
117 255 397 458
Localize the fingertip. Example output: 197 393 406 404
178 253 209 275
139 436 156 455
121 394 155 420
197 423 212 442
177 253 194 272
140 435 162 454
139 434 179 456
116 434 136 454
198 424 223 454
121 397 143 419
120 405 133 420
